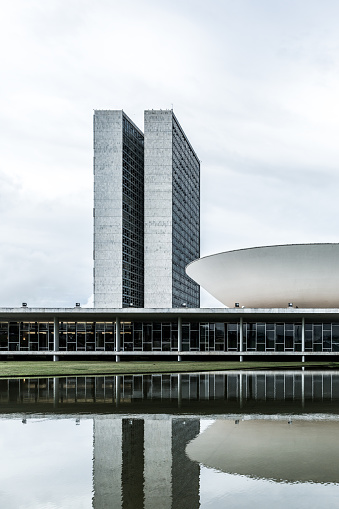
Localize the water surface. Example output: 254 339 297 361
1 371 339 508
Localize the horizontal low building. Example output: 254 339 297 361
1 306 339 361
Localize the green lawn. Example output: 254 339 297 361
0 360 338 378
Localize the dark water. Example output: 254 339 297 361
1 371 339 508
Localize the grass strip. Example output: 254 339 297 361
0 360 339 378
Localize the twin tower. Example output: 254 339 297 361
93 110 200 309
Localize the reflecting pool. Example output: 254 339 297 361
1 371 339 508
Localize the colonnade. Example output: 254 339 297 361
50 316 308 363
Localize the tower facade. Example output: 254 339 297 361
93 416 200 509
144 110 200 308
93 110 144 308
93 109 200 309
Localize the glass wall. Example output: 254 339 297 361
59 322 115 351
4 322 53 351
182 322 240 351
120 322 178 352
1 320 339 353
172 114 200 308
305 323 339 352
122 115 144 308
244 322 302 352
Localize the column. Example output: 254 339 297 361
116 317 120 363
301 371 305 408
53 317 59 362
301 317 305 363
177 374 182 408
239 373 243 408
53 377 59 408
239 317 243 362
177 317 182 362
115 375 121 408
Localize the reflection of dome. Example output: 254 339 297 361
186 243 339 308
186 419 339 484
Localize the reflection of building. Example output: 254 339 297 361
92 416 200 509
187 418 339 484
93 109 200 309
4 372 339 414
172 419 200 509
93 419 122 508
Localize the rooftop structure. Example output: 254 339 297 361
186 243 339 308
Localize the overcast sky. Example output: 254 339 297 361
0 417 93 508
2 0 339 308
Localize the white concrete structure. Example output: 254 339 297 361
93 111 124 308
186 243 339 308
93 109 199 309
144 110 200 308
93 110 144 308
144 110 173 308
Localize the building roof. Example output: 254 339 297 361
1 306 339 322
186 243 339 308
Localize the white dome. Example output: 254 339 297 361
186 243 339 308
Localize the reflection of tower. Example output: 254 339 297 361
144 417 200 508
122 419 144 509
172 418 200 509
92 416 200 509
144 418 172 508
93 418 122 509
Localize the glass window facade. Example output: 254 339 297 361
120 321 178 352
172 115 200 308
122 115 144 308
1 319 339 354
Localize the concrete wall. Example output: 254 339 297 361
93 111 123 308
144 110 173 308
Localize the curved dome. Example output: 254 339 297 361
186 243 339 308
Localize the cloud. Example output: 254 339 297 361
2 0 339 307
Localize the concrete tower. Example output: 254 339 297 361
93 109 200 309
93 110 144 308
144 110 200 308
